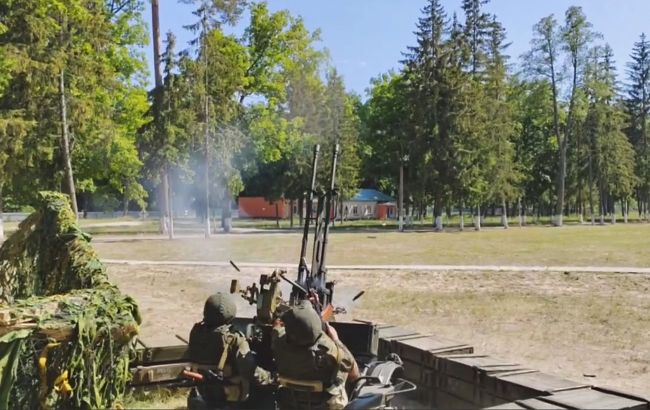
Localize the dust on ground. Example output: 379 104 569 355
108 265 650 397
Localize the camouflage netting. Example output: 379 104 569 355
0 192 141 409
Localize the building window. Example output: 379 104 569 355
352 205 358 215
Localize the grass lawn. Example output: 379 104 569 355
349 269 650 396
124 387 187 409
94 223 650 267
3 217 160 236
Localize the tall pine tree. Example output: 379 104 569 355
626 33 650 218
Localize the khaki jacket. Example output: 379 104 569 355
271 325 355 409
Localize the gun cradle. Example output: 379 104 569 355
232 270 288 325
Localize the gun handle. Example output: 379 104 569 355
321 304 334 321
182 370 204 382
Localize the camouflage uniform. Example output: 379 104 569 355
188 293 273 409
271 303 356 410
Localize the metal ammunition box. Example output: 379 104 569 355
485 387 650 410
376 325 420 358
391 335 473 367
490 370 590 401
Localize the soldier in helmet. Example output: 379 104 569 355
271 302 360 410
188 292 273 409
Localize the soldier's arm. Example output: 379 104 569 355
336 340 360 382
234 334 273 386
324 321 359 378
271 319 285 352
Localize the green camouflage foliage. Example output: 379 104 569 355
0 192 108 303
0 191 140 409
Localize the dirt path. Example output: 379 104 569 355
108 264 650 397
103 258 650 274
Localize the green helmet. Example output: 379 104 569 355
283 303 323 347
203 292 236 326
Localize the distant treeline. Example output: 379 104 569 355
1 0 649 233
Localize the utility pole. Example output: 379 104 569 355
151 0 172 239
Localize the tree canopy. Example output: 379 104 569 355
0 0 647 233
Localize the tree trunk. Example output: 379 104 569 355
459 203 464 231
555 143 566 227
161 169 171 237
204 154 211 238
643 83 648 222
290 199 295 228
548 46 563 227
599 187 605 225
578 195 584 224
433 198 443 231
501 198 509 229
59 68 78 217
275 202 280 228
623 199 628 224
123 180 129 216
83 192 88 219
474 204 481 231
298 196 304 226
398 163 404 232
166 170 174 238
222 193 232 233
203 141 211 237
0 184 4 242
201 10 212 238
151 0 170 237
556 55 578 227
588 149 595 225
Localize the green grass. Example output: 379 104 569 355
82 221 159 235
351 270 650 395
4 212 640 236
123 387 188 409
233 212 644 230
3 217 160 236
93 222 650 267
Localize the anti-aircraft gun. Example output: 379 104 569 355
129 144 416 409
226 144 416 408
230 143 342 325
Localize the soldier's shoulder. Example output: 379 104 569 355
315 332 338 353
317 335 355 365
208 324 244 341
